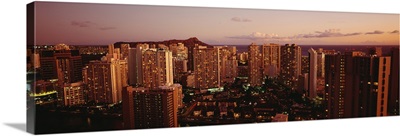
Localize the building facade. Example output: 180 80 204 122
63 81 85 106
193 46 220 89
142 49 173 89
280 44 302 90
261 43 280 78
248 43 263 86
39 44 82 84
123 86 178 129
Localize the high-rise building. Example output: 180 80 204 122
372 56 391 116
39 44 82 84
248 43 263 86
108 44 114 55
82 66 88 84
142 49 173 89
325 53 345 119
316 48 326 95
168 84 183 108
123 86 178 129
187 44 200 72
63 81 85 106
128 44 149 86
87 57 128 104
111 59 128 103
169 43 188 59
87 60 113 104
297 73 309 94
193 46 220 89
301 56 309 74
172 57 188 83
308 48 318 98
280 44 301 90
219 46 238 84
325 51 388 119
388 47 399 115
261 43 280 78
120 44 130 60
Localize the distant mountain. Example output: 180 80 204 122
113 37 213 48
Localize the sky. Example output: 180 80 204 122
34 2 400 45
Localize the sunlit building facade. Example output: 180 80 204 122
248 43 263 86
262 43 280 78
193 46 220 89
280 44 302 90
142 49 173 89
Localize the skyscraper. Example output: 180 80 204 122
388 47 399 115
372 56 391 116
172 57 188 83
248 43 263 87
325 53 345 119
316 48 326 95
325 51 388 118
219 46 238 84
193 46 220 89
169 43 188 59
86 60 113 104
308 48 318 98
142 48 173 89
39 44 82 84
120 43 130 60
111 59 128 103
280 44 301 90
128 44 149 86
87 57 128 104
123 86 178 129
301 56 309 74
261 43 280 78
187 44 200 72
169 84 183 108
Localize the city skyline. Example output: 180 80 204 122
26 1 399 134
35 2 399 45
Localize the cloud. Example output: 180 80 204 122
228 29 394 41
71 21 95 27
71 20 116 30
365 30 384 35
301 29 363 38
99 27 116 30
242 18 252 22
228 32 281 40
231 17 252 22
344 32 363 36
389 30 399 34
227 29 365 40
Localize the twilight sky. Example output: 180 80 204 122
35 2 399 45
